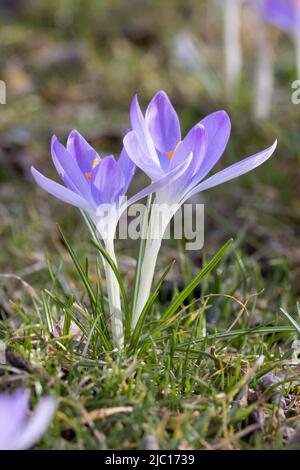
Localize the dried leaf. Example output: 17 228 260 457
81 406 133 423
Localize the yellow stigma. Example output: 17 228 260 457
166 140 182 160
85 157 100 181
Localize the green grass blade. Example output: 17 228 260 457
57 224 97 307
159 238 233 324
176 325 296 348
280 307 300 334
80 210 103 247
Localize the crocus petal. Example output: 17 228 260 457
31 166 93 212
118 146 136 194
157 149 172 172
196 110 231 181
183 140 277 202
124 152 193 210
51 147 79 193
91 155 125 205
51 136 92 202
0 390 29 449
262 0 296 34
129 95 161 169
169 124 207 176
124 130 165 181
67 129 100 175
13 397 56 450
145 90 181 154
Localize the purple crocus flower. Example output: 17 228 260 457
31 131 136 236
31 130 190 348
124 90 277 325
124 90 276 216
0 389 56 450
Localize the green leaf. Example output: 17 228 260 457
159 238 233 324
41 291 55 334
57 224 96 307
280 307 300 334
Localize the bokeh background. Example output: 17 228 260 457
0 0 299 319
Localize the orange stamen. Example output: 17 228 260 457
166 140 182 160
85 157 100 181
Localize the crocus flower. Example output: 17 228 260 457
31 132 137 239
31 130 190 348
247 0 300 76
124 90 277 326
0 389 56 450
261 0 300 36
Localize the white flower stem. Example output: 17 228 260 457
132 203 172 329
224 0 242 96
103 238 124 349
295 30 300 80
131 236 162 329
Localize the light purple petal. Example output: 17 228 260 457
118 146 136 194
157 149 172 172
31 166 93 212
184 140 277 202
0 389 29 449
196 110 231 181
91 155 125 205
51 136 92 202
169 124 207 176
262 0 297 35
67 129 100 175
124 152 193 209
51 145 79 194
13 396 56 450
124 130 165 181
145 90 181 154
129 95 161 169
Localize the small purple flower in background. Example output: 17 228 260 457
0 389 56 450
31 131 136 231
124 90 277 325
224 1 300 117
245 0 300 35
247 0 300 77
260 0 300 36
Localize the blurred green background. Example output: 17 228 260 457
0 0 299 311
